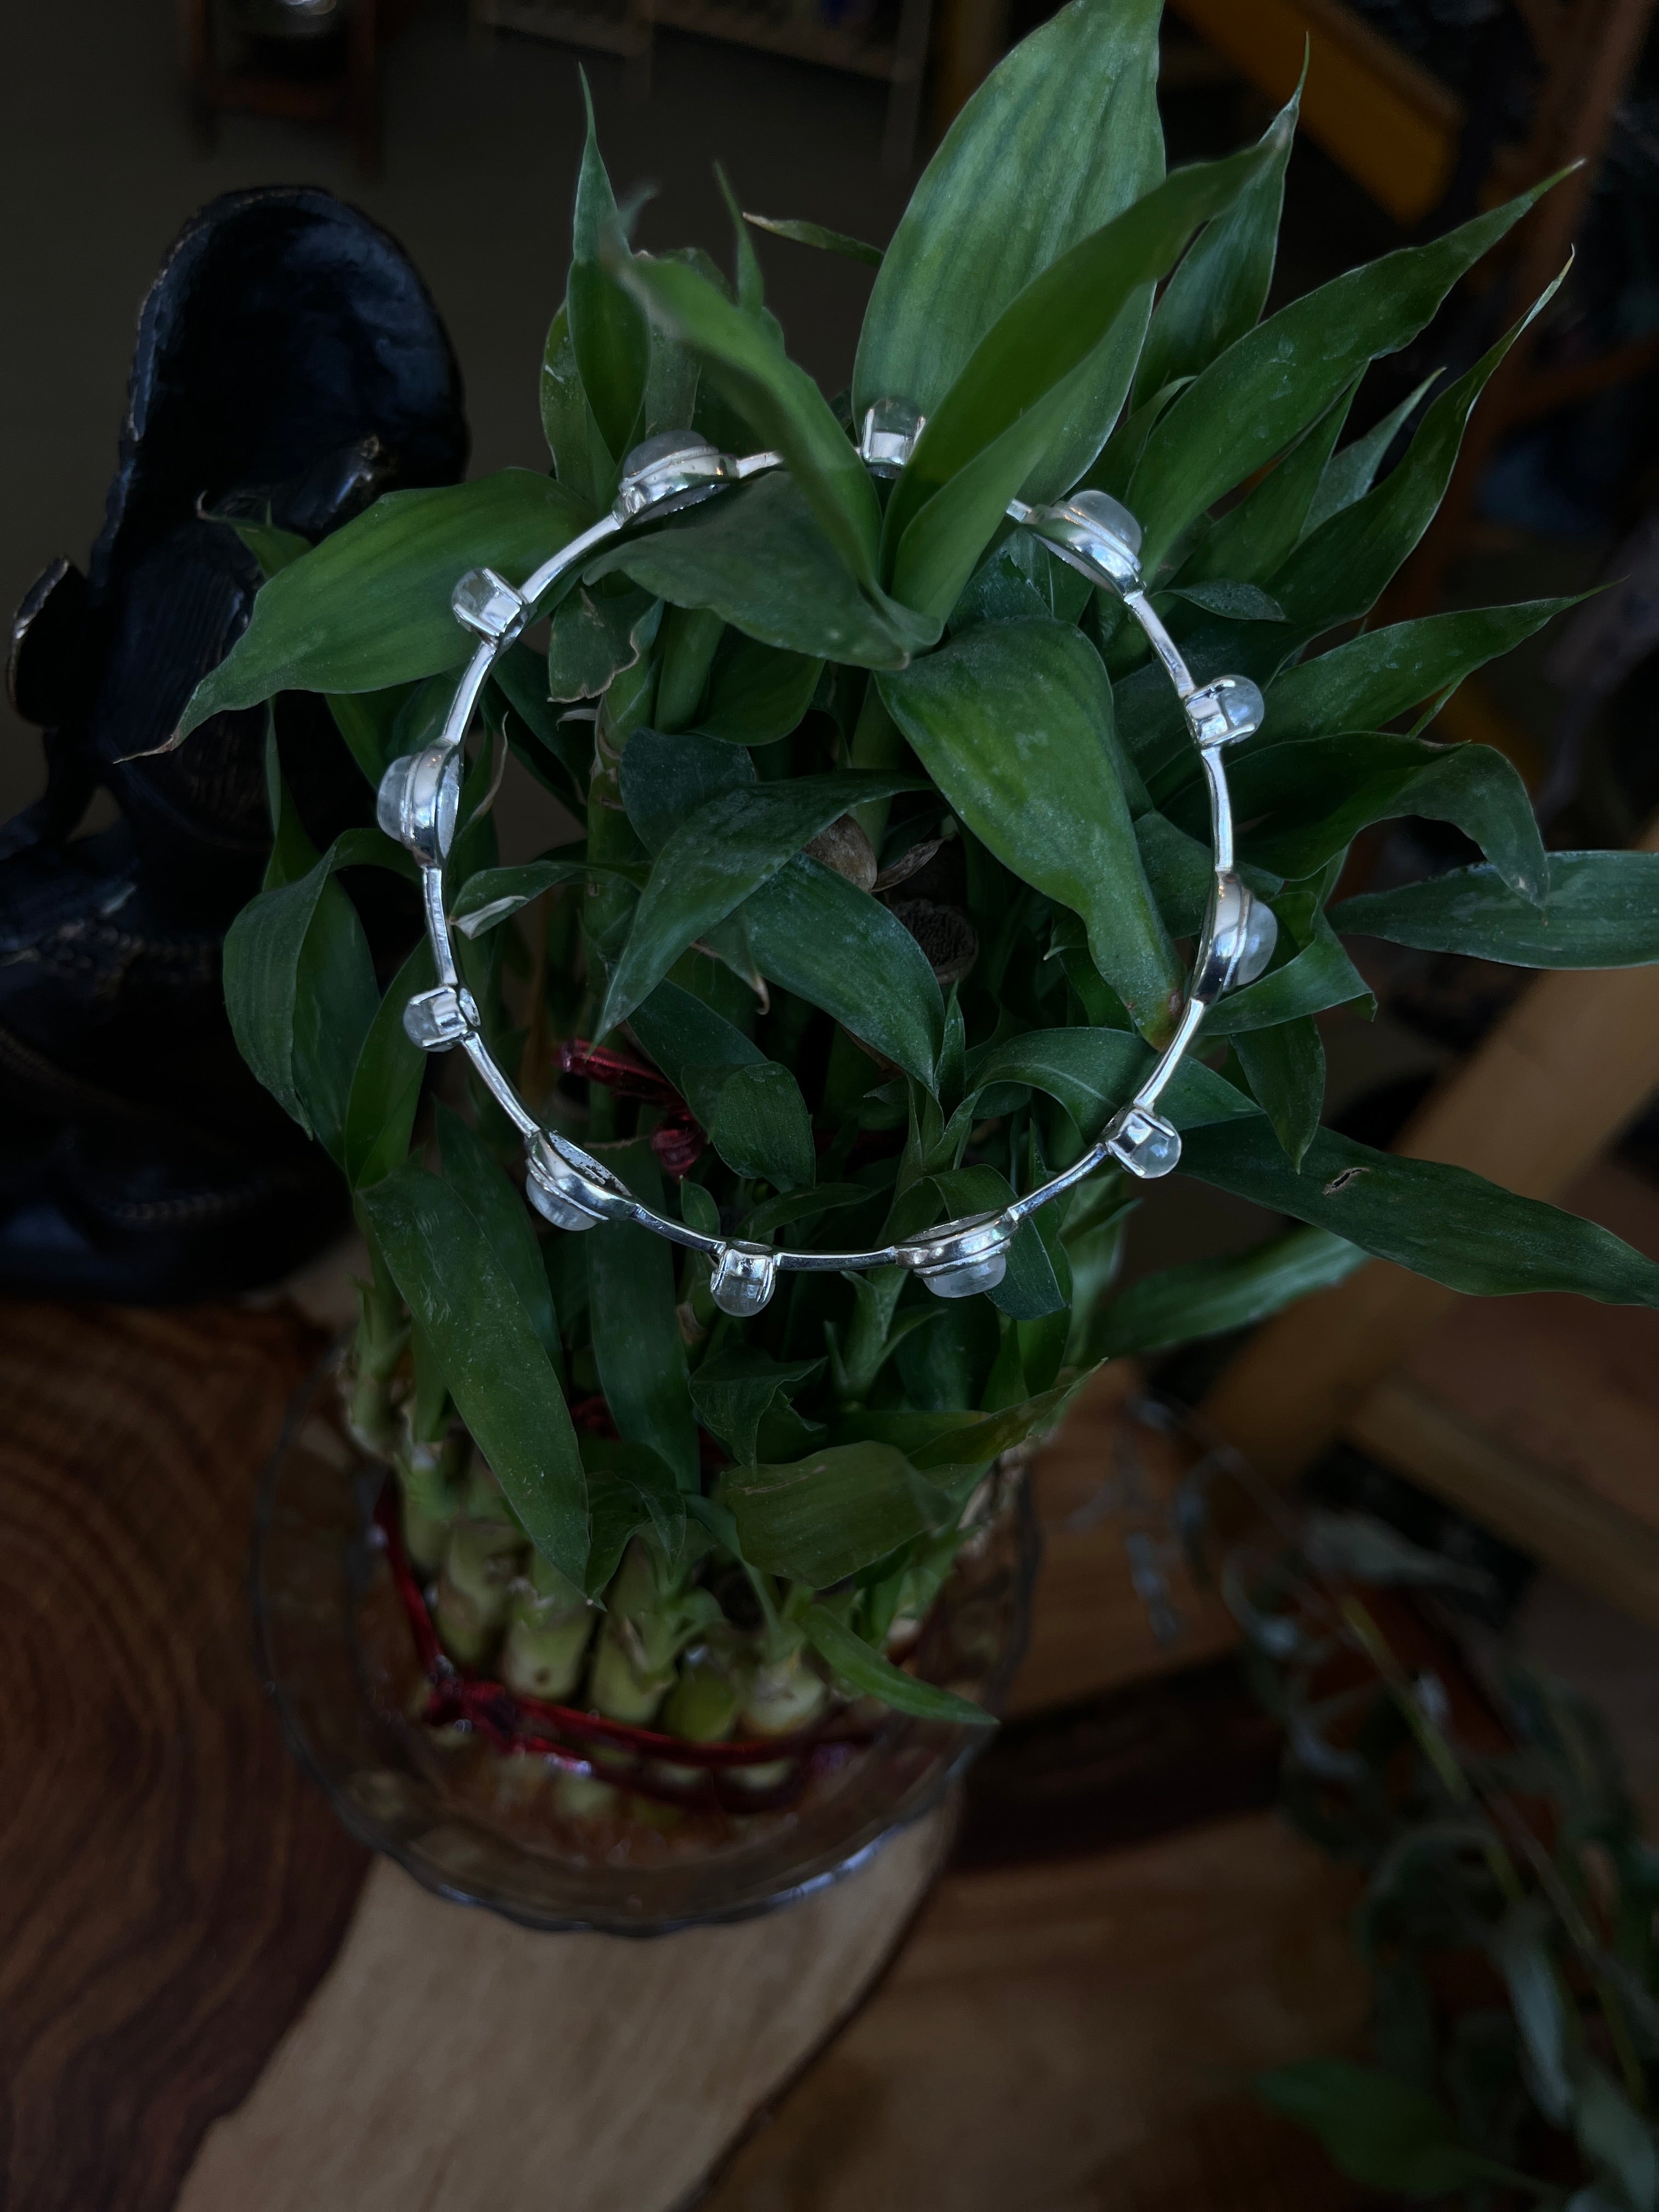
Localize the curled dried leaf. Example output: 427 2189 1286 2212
872 836 944 894
804 812 878 892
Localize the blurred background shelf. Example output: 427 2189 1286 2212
1165 0 1465 224
178 0 416 172
472 0 932 165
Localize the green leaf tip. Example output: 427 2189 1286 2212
803 1605 996 1728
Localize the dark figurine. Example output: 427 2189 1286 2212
2 186 468 1301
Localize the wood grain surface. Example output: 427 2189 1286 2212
1010 1361 1238 1717
0 1302 369 2212
1 1291 1348 2212
176 1812 950 2212
699 1811 1369 2212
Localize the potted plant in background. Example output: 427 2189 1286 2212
182 0 1659 1930
1189 1489 1659 2210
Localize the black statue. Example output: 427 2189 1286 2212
2 186 468 1301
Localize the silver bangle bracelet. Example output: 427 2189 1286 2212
374 400 1276 1319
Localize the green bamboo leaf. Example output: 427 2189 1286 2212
637 255 705 442
435 1104 558 1363
1255 2063 1538 2198
543 582 661 704
329 685 422 788
388 669 465 769
1177 375 1357 588
262 721 333 874
854 0 1163 422
224 845 381 1160
885 143 1276 617
727 1441 951 1584
893 1297 1001 1409
1232 1016 1325 1166
1165 579 1287 622
179 472 594 736
586 1145 699 1490
1490 1912 1573 2125
1332 853 1659 964
1268 289 1561 634
742 1183 870 1240
586 471 938 669
682 907 766 1010
1130 178 1555 573
1302 373 1440 537
1135 808 1231 934
965 1025 1258 1136
598 769 928 1031
1221 732 1547 901
743 212 883 267
290 884 377 1166
1093 1226 1365 1358
540 303 609 506
690 1344 826 1466
1183 1120 1659 1304
803 1604 996 1727
687 1060 815 1190
615 251 881 590
487 706 584 821
632 987 816 1189
628 978 762 1086
568 80 651 467
620 727 755 853
840 1380 1075 1476
360 1163 588 1579
580 1438 684 1598
1265 599 1578 743
544 280 701 507
881 622 1181 1041
1204 913 1373 1036
341 938 435 1189
714 165 766 319
1082 374 1189 503
1132 86 1297 406
742 855 945 1088
655 604 725 731
1569 2060 1657 2210
220 515 309 579
691 632 822 744
451 850 646 939
951 541 1059 634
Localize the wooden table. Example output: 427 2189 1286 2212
1 1297 1362 2211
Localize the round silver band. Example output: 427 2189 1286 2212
377 408 1273 1314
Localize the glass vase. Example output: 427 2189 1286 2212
252 1351 1039 1936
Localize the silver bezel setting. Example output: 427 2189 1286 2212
613 431 732 519
1023 489 1144 594
710 1242 780 1317
895 1211 1017 1299
452 565 528 645
1194 871 1278 1005
1184 673 1266 748
857 398 927 478
374 425 1272 1314
376 741 463 864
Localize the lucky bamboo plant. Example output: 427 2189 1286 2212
184 0 1659 1774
